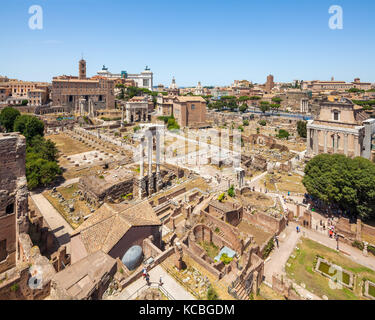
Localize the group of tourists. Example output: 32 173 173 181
142 268 163 287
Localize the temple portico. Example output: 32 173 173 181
306 122 364 158
306 96 375 160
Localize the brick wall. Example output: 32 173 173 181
243 210 286 235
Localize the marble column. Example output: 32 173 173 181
140 139 144 179
307 128 311 155
148 135 153 178
121 105 124 128
334 133 338 153
155 130 162 191
139 138 145 199
344 134 348 156
354 135 359 156
324 130 328 153
313 129 319 155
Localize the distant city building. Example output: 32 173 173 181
0 80 50 107
52 59 115 111
156 94 174 116
167 77 179 95
97 65 153 91
306 96 375 160
194 81 204 96
302 78 373 92
173 96 207 128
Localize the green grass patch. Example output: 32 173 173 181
286 237 375 300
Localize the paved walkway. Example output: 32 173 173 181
113 265 195 300
264 220 375 299
264 224 300 283
30 193 73 252
264 223 321 299
59 178 80 187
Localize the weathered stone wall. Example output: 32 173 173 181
243 210 286 235
0 133 28 274
201 211 243 253
108 225 161 261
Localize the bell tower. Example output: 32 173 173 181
79 58 86 79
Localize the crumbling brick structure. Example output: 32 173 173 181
0 133 29 274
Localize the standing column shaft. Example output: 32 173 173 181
344 134 348 156
156 131 160 173
148 136 153 176
324 131 328 153
334 134 338 153
140 140 144 178
307 127 311 155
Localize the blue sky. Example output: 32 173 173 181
0 0 374 86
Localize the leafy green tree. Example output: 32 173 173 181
28 135 59 162
270 103 280 113
218 193 225 202
271 97 282 104
14 115 44 142
239 104 248 113
258 120 266 126
243 120 249 126
228 185 235 197
238 96 250 103
297 120 307 138
259 101 270 113
26 155 62 190
167 117 180 130
0 107 20 132
277 129 290 139
347 87 365 94
303 154 375 221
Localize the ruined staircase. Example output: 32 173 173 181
233 282 249 300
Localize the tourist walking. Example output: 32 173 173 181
274 235 279 248
145 274 150 286
159 276 163 286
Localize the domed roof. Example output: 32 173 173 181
121 245 143 270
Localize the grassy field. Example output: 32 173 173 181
286 237 375 300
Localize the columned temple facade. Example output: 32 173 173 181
306 96 375 160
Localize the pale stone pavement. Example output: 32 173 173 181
111 265 195 300
264 223 300 283
30 192 73 252
264 220 375 299
264 223 321 299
